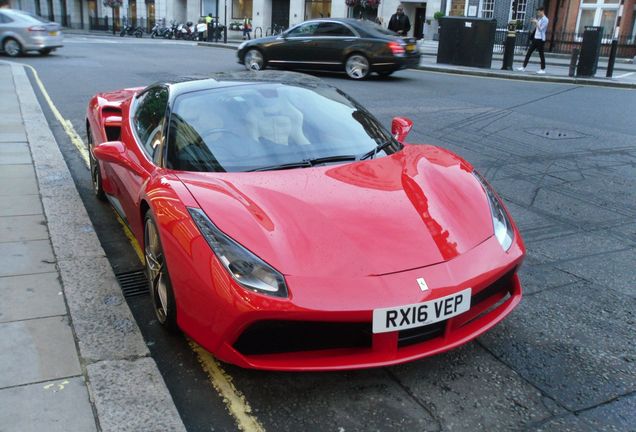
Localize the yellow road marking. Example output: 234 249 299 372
190 340 266 432
9 60 265 432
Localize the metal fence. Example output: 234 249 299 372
87 16 154 33
493 30 636 58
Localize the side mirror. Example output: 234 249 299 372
391 117 414 142
93 141 145 176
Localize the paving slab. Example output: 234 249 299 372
389 343 562 430
0 170 38 196
0 194 42 217
0 239 56 277
0 214 48 243
86 358 187 432
0 164 36 180
479 282 636 412
0 376 97 432
57 256 148 362
0 316 81 388
229 365 440 432
0 272 66 323
0 142 31 164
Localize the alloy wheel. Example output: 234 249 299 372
244 49 264 71
345 54 370 80
3 39 21 57
144 218 170 325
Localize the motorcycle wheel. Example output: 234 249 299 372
151 32 156 39
135 31 142 38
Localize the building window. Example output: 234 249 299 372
305 0 331 19
232 0 252 19
480 0 494 19
511 0 527 22
576 0 619 35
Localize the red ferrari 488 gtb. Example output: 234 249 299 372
87 72 525 371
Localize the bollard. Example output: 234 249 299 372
223 26 227 44
606 40 618 78
501 21 517 71
569 48 580 77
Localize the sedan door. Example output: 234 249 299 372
266 21 319 67
313 21 358 68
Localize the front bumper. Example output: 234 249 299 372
173 230 524 371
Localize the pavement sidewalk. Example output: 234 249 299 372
0 63 186 432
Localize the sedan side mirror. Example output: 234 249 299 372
93 141 145 176
391 117 414 142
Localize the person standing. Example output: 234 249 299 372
205 13 214 41
517 7 549 74
242 16 252 40
388 6 411 36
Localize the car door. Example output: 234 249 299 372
267 21 319 67
313 21 358 68
110 86 168 224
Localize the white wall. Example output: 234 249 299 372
252 0 271 32
288 0 303 27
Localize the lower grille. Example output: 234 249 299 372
234 321 372 356
472 270 515 306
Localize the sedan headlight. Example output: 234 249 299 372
188 208 288 297
473 171 514 251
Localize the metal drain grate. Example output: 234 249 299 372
116 270 149 298
524 128 588 140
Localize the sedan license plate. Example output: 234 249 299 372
406 44 416 52
372 288 471 333
49 31 58 36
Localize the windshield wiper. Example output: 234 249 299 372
246 155 357 172
358 141 394 161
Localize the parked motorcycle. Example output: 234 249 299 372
120 24 143 38
150 22 171 39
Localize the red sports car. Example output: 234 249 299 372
87 72 525 371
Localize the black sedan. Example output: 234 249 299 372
236 18 420 79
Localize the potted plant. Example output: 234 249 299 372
432 11 443 40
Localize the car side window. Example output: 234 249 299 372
287 22 319 37
316 22 355 37
0 13 14 23
133 87 168 159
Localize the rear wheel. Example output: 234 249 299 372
87 127 106 201
3 38 22 57
345 54 370 80
144 212 178 331
244 49 265 71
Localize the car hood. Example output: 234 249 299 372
177 145 494 278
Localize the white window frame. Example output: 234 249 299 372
510 0 528 22
575 0 619 37
480 0 495 19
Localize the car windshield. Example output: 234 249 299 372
166 83 401 172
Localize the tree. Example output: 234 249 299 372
103 0 123 35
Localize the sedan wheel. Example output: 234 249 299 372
345 54 370 80
144 214 178 331
3 38 22 57
244 49 265 71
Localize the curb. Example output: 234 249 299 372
10 64 187 432
414 65 636 89
197 41 241 50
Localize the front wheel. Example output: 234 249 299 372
345 54 370 80
87 127 106 201
244 49 265 71
151 32 156 39
144 213 178 331
135 30 143 38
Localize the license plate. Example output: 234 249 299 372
406 44 416 52
49 31 58 36
372 288 471 333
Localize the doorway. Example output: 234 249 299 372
271 0 289 31
414 6 426 39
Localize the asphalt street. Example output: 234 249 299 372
7 34 636 431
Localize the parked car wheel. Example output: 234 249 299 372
87 127 106 201
244 49 265 71
144 212 178 331
345 54 370 80
3 38 22 57
39 48 53 56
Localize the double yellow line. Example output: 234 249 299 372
10 60 264 432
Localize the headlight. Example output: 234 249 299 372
238 41 247 50
188 208 288 297
473 171 514 251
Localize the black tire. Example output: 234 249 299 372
144 212 178 332
151 32 156 39
345 53 370 80
244 48 266 71
120 31 126 37
87 127 106 201
39 48 53 56
3 37 22 57
135 31 143 38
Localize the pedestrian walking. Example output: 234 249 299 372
242 16 252 40
388 5 411 36
517 7 549 74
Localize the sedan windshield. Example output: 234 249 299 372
166 83 401 172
